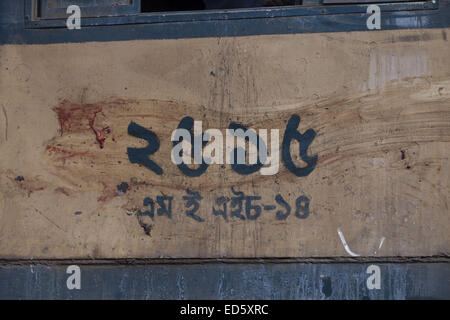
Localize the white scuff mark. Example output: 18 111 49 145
365 48 429 91
378 237 385 250
337 228 360 257
373 158 385 167
374 236 386 255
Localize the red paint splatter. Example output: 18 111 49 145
53 100 102 136
53 100 109 149
89 111 106 149
46 145 89 161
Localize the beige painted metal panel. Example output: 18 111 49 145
0 29 449 259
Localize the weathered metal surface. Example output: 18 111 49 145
0 262 448 299
1 27 449 259
0 1 449 262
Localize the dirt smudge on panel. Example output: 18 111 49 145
5 171 47 197
117 182 130 195
2 105 7 142
54 186 71 196
396 33 433 43
98 182 120 203
137 216 153 237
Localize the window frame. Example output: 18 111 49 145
37 0 141 19
24 0 439 29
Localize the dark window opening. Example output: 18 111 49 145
141 0 205 12
140 0 300 12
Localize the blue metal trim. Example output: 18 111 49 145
1 1 450 45
0 263 448 299
24 1 438 29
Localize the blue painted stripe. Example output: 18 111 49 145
0 262 449 299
